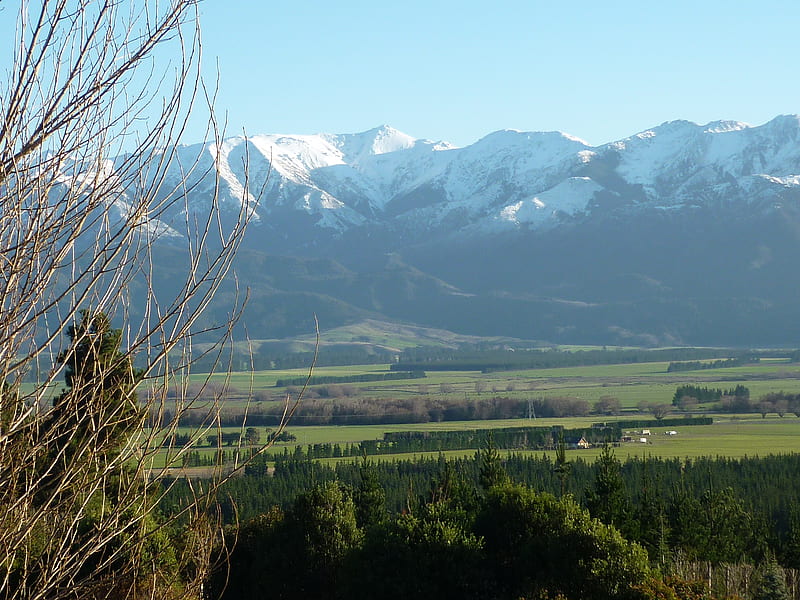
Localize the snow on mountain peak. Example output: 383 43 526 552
330 125 420 164
159 115 800 240
475 129 589 149
703 120 750 133
367 125 417 155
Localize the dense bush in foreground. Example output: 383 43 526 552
210 481 650 600
160 449 800 599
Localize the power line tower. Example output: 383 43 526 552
527 399 536 421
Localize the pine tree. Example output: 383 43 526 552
553 428 571 497
51 310 143 462
585 444 631 533
752 553 789 600
354 453 387 529
478 431 509 490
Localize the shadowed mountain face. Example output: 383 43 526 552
133 118 800 346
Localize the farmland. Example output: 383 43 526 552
181 357 800 408
153 355 800 468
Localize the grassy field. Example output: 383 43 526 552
299 415 800 463
148 357 800 469
152 413 800 470
184 358 800 411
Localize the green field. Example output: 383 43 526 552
184 358 800 409
154 414 800 470
151 358 800 469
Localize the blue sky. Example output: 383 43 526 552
191 0 800 147
2 1 797 149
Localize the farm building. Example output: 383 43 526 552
564 435 591 449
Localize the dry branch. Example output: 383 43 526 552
0 2 290 599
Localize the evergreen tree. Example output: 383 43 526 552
285 481 362 599
752 553 789 600
698 487 752 563
50 310 143 464
354 454 387 530
780 506 800 570
349 492 485 599
633 457 670 569
553 428 571 497
478 431 509 490
667 465 705 559
585 444 631 534
476 484 649 600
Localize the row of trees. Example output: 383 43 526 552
274 371 424 387
673 384 751 405
173 449 800 573
392 347 749 372
667 358 752 372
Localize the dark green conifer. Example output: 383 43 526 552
752 553 789 600
478 431 509 490
585 443 631 533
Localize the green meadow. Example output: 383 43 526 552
186 358 800 409
151 358 800 468
155 414 800 469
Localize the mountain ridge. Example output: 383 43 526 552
91 115 800 346
154 115 800 248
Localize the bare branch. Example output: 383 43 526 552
0 2 281 599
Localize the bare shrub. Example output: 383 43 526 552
0 2 306 598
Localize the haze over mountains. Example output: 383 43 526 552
146 116 800 347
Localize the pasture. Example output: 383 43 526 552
150 357 800 469
153 414 800 469
181 357 800 411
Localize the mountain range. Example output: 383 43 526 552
142 116 800 347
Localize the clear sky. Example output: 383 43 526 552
189 0 800 148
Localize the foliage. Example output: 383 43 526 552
392 347 746 373
585 445 632 534
751 555 790 600
182 450 800 576
50 311 144 470
217 476 654 600
286 481 362 596
349 498 486 599
634 576 713 600
478 431 510 490
476 484 650 600
553 428 572 497
275 370 424 387
2 312 200 598
596 395 622 415
0 0 261 596
353 456 387 529
673 385 750 406
212 482 361 600
667 358 752 372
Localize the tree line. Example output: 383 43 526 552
274 370 424 387
391 347 758 373
667 357 755 372
238 419 710 464
671 385 800 418
673 384 750 405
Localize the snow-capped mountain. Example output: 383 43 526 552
124 116 800 347
160 115 800 245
